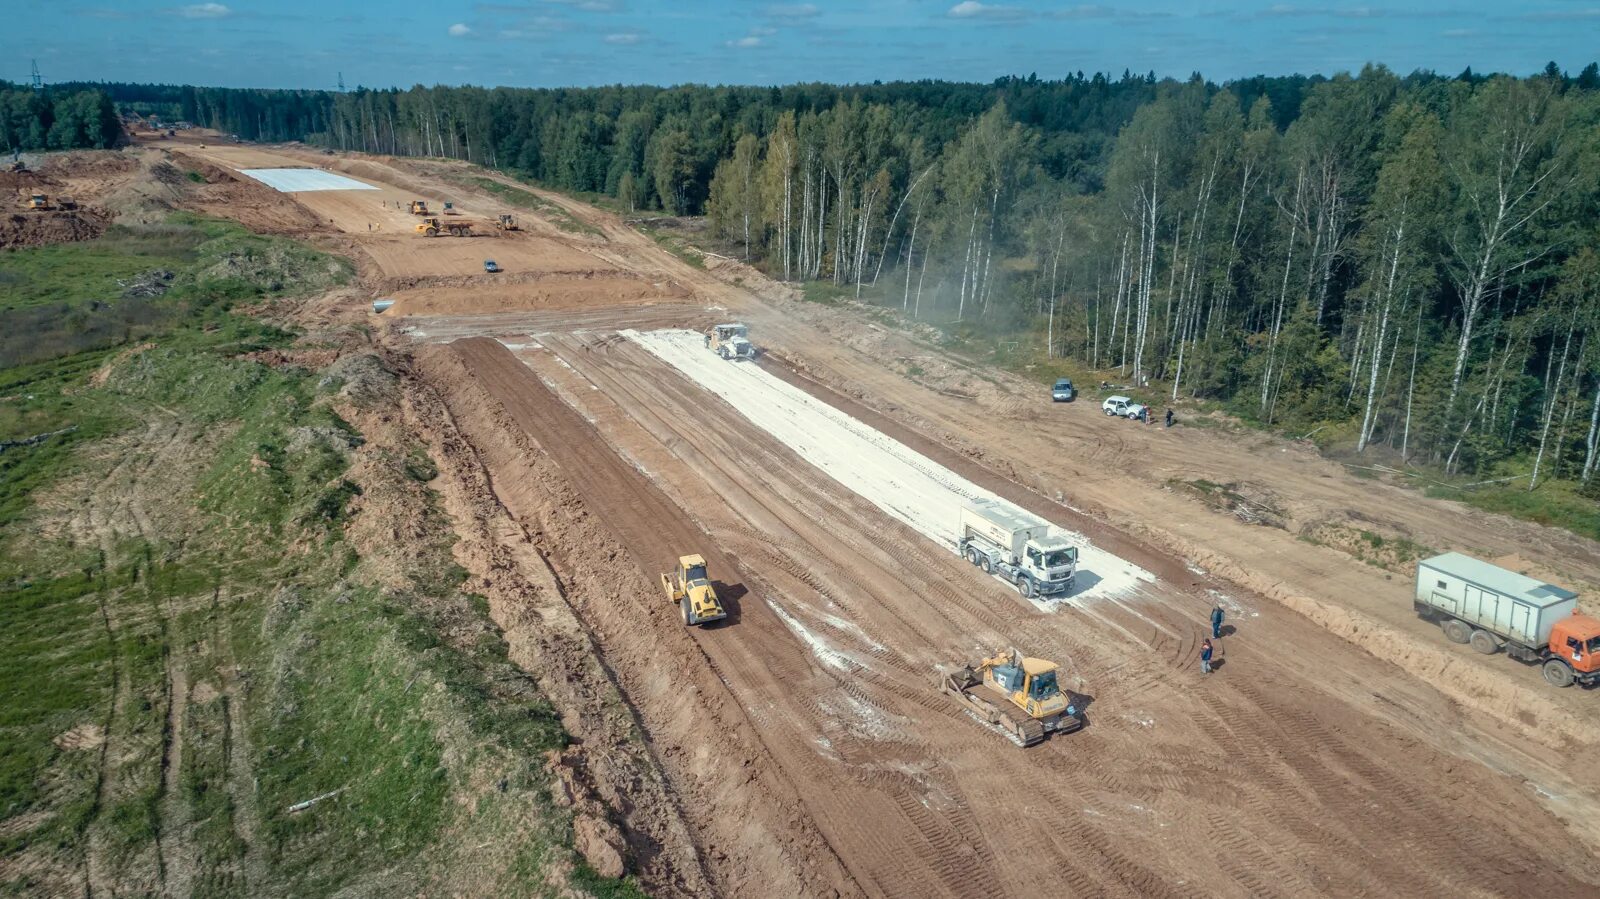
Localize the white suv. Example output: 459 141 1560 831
1101 395 1148 420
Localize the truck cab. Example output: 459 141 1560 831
1545 613 1600 687
1021 538 1078 589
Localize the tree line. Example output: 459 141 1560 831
0 83 120 153
42 64 1600 488
711 64 1600 489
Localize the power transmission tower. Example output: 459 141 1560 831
338 72 346 92
31 59 42 91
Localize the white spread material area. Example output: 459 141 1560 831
623 328 1154 605
237 168 378 192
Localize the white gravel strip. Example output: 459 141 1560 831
238 168 378 192
624 328 1154 606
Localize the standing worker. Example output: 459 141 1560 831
1200 639 1214 675
1165 408 1174 428
1210 603 1225 639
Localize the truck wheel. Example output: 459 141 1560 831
1018 579 1034 598
981 557 993 574
1441 619 1471 644
1543 659 1575 688
965 547 979 566
680 597 693 626
1468 629 1499 655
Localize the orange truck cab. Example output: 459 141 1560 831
1542 613 1600 687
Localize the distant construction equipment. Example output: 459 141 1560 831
940 648 1082 746
21 193 75 211
495 214 520 231
707 323 757 360
408 200 430 215
414 217 472 237
660 554 728 626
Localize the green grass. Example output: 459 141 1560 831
1429 479 1600 542
0 572 110 852
0 211 663 896
0 227 202 312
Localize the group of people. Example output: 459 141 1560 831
1201 603 1226 675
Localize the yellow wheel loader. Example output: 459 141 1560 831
495 214 520 231
939 648 1082 746
660 554 727 626
408 200 430 215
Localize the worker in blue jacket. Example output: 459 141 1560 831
1210 604 1225 639
1200 639 1214 675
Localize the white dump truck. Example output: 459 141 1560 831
957 499 1078 599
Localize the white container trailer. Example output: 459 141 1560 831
1414 552 1576 647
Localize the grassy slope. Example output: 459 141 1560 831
0 222 633 896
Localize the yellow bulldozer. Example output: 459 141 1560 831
415 217 473 237
408 200 430 215
660 554 727 626
939 648 1082 747
495 214 520 231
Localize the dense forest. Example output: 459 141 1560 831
0 84 121 152
28 65 1600 490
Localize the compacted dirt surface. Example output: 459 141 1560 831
168 139 1600 898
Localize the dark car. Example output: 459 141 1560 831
1051 377 1075 402
483 259 500 273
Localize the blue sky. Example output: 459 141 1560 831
7 1 1598 90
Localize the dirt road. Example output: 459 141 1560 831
173 142 1600 897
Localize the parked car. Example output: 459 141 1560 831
483 259 500 273
1101 395 1148 421
1051 378 1075 402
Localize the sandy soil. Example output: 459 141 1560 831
113 140 1600 896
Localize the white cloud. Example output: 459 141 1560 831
449 22 472 36
947 1 1027 21
603 31 641 44
547 0 619 10
724 25 775 48
179 2 231 18
765 3 819 18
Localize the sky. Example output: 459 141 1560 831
6 1 1599 91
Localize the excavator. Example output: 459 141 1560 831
940 648 1082 746
660 554 728 626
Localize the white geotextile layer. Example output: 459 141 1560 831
237 168 378 192
623 328 1155 605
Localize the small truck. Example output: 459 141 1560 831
1414 552 1600 688
1051 378 1075 402
957 499 1078 599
